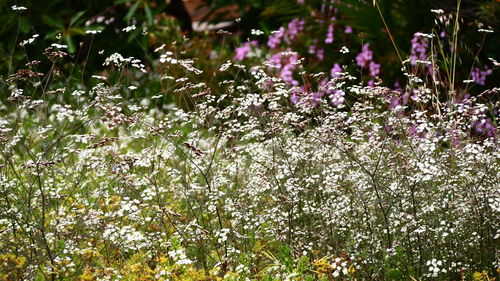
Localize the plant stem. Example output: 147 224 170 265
375 1 403 66
450 0 461 99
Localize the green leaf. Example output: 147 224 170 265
19 17 30 34
126 29 140 43
69 10 86 27
44 30 61 40
68 27 86 36
84 25 105 33
65 36 76 53
41 15 64 29
144 4 153 26
279 246 294 272
124 1 140 22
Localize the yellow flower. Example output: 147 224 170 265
79 267 96 281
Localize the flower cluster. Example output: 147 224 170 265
410 32 431 65
1 3 499 280
471 66 493 85
233 40 259 61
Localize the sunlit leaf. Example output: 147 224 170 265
69 10 86 27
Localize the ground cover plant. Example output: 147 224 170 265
1 1 499 280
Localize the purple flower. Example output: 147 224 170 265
268 52 301 86
330 89 345 106
325 23 334 44
402 91 410 104
316 48 324 61
471 66 492 86
472 117 496 137
309 91 325 107
389 97 400 109
449 130 460 147
321 0 327 13
308 44 316 55
410 33 429 65
290 91 300 104
369 61 380 77
268 53 283 68
267 27 285 49
288 18 305 37
280 64 298 86
286 18 305 43
290 87 305 105
356 44 373 68
330 63 342 78
233 41 258 61
267 18 305 49
345 26 353 34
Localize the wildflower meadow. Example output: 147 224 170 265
0 0 499 280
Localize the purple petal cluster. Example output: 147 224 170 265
267 27 286 49
472 117 496 137
355 44 380 83
267 18 305 49
233 41 258 61
356 44 373 68
369 61 380 77
330 63 342 78
325 22 335 44
471 66 492 86
410 33 429 65
268 52 301 86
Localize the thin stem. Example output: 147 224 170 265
450 0 461 98
375 1 403 66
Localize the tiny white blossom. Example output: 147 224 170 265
478 28 494 33
122 25 136 32
251 29 264 36
11 5 28 11
51 43 68 49
85 29 102 35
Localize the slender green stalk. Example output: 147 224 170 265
450 0 461 99
374 0 403 66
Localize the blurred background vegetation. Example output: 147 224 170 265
1 0 499 100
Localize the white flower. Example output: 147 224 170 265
431 9 444 14
19 34 39 46
11 5 28 11
51 43 68 49
85 29 102 35
122 25 136 32
71 90 85 96
91 75 107 80
414 32 435 38
488 57 500 66
154 44 166 53
478 28 494 33
251 29 264 36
